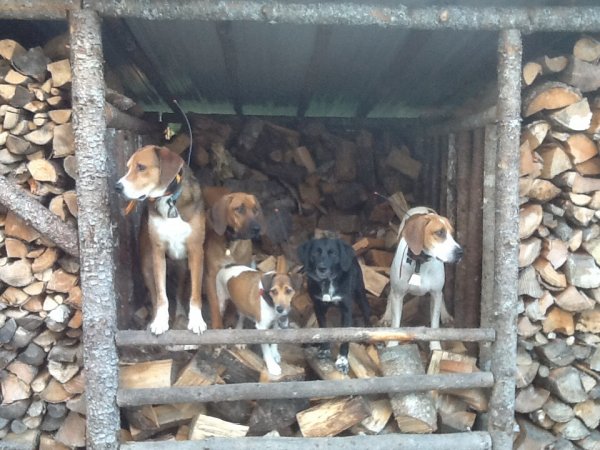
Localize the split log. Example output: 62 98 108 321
296 396 371 437
379 345 437 433
523 82 582 117
188 414 248 440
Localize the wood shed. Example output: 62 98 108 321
1 1 600 449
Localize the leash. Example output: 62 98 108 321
172 99 193 167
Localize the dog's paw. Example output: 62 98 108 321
187 306 207 334
235 343 248 350
335 355 349 374
386 340 399 348
317 347 331 360
441 312 455 326
266 361 282 377
149 308 170 335
271 347 281 363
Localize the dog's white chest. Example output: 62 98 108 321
149 214 191 260
321 282 343 303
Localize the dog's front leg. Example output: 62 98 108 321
257 323 281 377
335 302 352 374
150 246 170 335
386 288 406 347
429 290 443 351
313 301 331 359
205 268 224 329
187 242 207 334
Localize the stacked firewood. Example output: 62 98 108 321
0 37 84 449
120 108 490 442
515 35 600 450
0 36 145 449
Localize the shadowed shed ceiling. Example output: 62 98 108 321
1 1 583 120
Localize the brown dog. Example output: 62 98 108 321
216 264 302 376
115 145 206 335
204 192 263 329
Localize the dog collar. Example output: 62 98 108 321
406 249 431 274
122 170 183 217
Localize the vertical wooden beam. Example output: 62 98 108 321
464 128 484 332
453 130 472 327
443 133 457 315
488 29 522 450
413 132 426 205
105 130 146 329
430 134 441 211
70 8 120 449
438 134 448 217
479 124 497 370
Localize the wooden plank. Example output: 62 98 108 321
120 432 493 450
117 373 494 406
116 327 496 347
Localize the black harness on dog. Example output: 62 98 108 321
162 169 184 218
406 249 432 275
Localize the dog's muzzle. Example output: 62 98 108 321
277 313 289 329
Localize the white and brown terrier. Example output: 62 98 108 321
216 259 302 377
383 207 463 350
115 145 206 335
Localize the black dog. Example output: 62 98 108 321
297 237 370 374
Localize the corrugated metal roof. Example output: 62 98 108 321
1 4 581 119
101 17 576 118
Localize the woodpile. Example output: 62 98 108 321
118 86 491 442
515 35 600 450
0 36 147 449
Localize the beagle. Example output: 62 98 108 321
204 192 263 329
216 265 302 376
383 207 463 349
115 145 206 335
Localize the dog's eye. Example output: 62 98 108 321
235 204 246 214
137 163 146 172
270 288 278 296
435 229 446 238
285 287 293 295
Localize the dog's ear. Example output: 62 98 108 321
402 214 430 255
261 272 276 293
155 146 184 191
210 195 232 235
337 240 355 272
297 240 313 268
290 273 304 291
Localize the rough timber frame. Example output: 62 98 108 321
0 1 591 449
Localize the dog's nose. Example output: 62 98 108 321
275 305 285 314
455 247 464 259
115 181 123 193
250 222 261 235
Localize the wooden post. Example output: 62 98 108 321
464 128 485 332
488 29 522 450
70 8 120 449
439 135 449 217
444 133 457 315
105 130 146 329
479 125 498 371
431 134 441 211
453 130 472 327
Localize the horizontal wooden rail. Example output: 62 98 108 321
118 372 493 406
121 432 493 450
116 326 495 347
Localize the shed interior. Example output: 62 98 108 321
1 6 596 448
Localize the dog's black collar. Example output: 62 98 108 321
151 168 184 218
406 249 431 274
